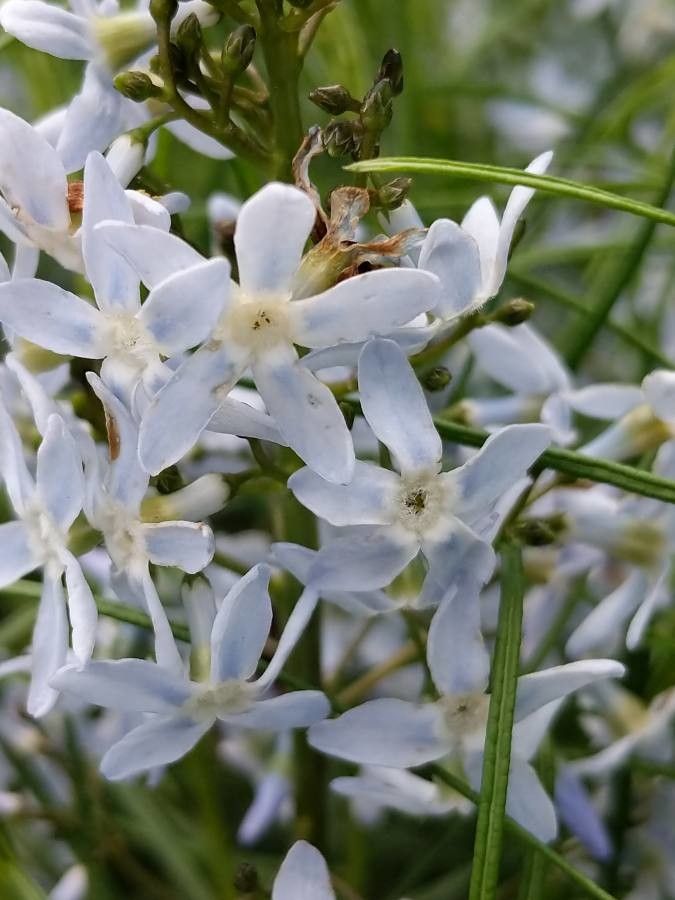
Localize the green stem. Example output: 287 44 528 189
562 148 675 368
256 0 303 181
430 766 617 900
469 540 524 900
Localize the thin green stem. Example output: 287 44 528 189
469 540 524 900
345 156 675 228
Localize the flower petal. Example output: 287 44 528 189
642 368 675 423
289 268 439 348
358 338 441 474
27 572 68 717
427 582 490 695
288 461 399 527
235 183 315 294
461 196 500 291
51 658 191 712
100 715 210 780
0 108 70 229
418 218 482 318
0 279 107 357
309 698 447 768
0 521 38 587
206 397 285 444
36 415 84 529
469 323 570 395
63 557 98 663
134 568 184 676
82 151 138 312
253 346 354 485
138 341 247 475
0 400 34 515
223 691 330 731
564 383 644 420
505 755 558 842
143 521 215 573
272 841 335 900
307 527 419 592
565 570 646 658
0 1 94 60
419 517 495 608
514 659 625 722
140 258 231 355
257 587 319 690
210 563 272 683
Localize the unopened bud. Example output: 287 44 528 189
377 48 404 95
422 366 451 392
322 120 361 158
222 24 256 74
339 401 355 430
149 0 178 24
309 84 359 115
361 79 393 132
142 474 230 521
514 518 559 546
175 13 202 56
376 177 412 210
493 298 535 327
113 71 162 102
105 134 146 188
234 862 259 892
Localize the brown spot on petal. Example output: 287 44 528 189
104 409 121 461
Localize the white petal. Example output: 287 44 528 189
0 108 70 229
564 383 644 420
512 699 564 761
514 660 626 722
272 841 335 900
358 338 441 474
307 528 419 592
0 400 34 515
419 517 495 608
140 258 230 355
56 66 125 173
427 584 490 695
461 196 500 291
165 119 235 160
12 243 39 279
51 659 191 712
223 691 330 731
469 323 570 395
136 568 184 675
505 755 558 843
95 221 205 289
206 397 285 444
452 424 551 526
0 521 38 587
0 279 107 357
27 572 68 717
288 461 399 527
257 587 318 689
63 557 98 663
101 715 210 780
143 521 214 573
253 347 354 485
210 563 272 683
572 733 642 780
138 341 247 474
642 369 675 423
235 183 315 294
626 564 669 650
87 372 149 509
565 571 645 658
36 415 84 529
126 190 171 230
491 151 553 295
82 152 138 312
418 218 482 318
0 1 94 59
289 268 439 347
308 699 447 768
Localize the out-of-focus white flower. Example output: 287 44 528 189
272 841 335 900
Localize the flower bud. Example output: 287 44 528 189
492 298 535 327
113 71 163 102
234 862 259 892
175 12 202 57
361 79 393 132
309 84 359 115
322 120 361 158
142 474 230 522
375 177 412 210
150 0 178 24
421 366 452 392
377 48 404 95
105 134 146 188
514 517 560 546
222 24 256 74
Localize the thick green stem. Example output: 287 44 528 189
256 1 303 180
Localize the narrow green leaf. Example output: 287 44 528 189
469 540 524 900
430 766 617 900
345 156 675 227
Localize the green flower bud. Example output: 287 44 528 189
234 863 259 893
514 518 559 546
175 12 202 56
492 298 535 327
322 120 361 158
377 48 404 95
113 71 163 102
309 84 360 115
361 79 393 132
421 366 452 392
222 24 256 74
149 0 177 24
376 176 412 210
